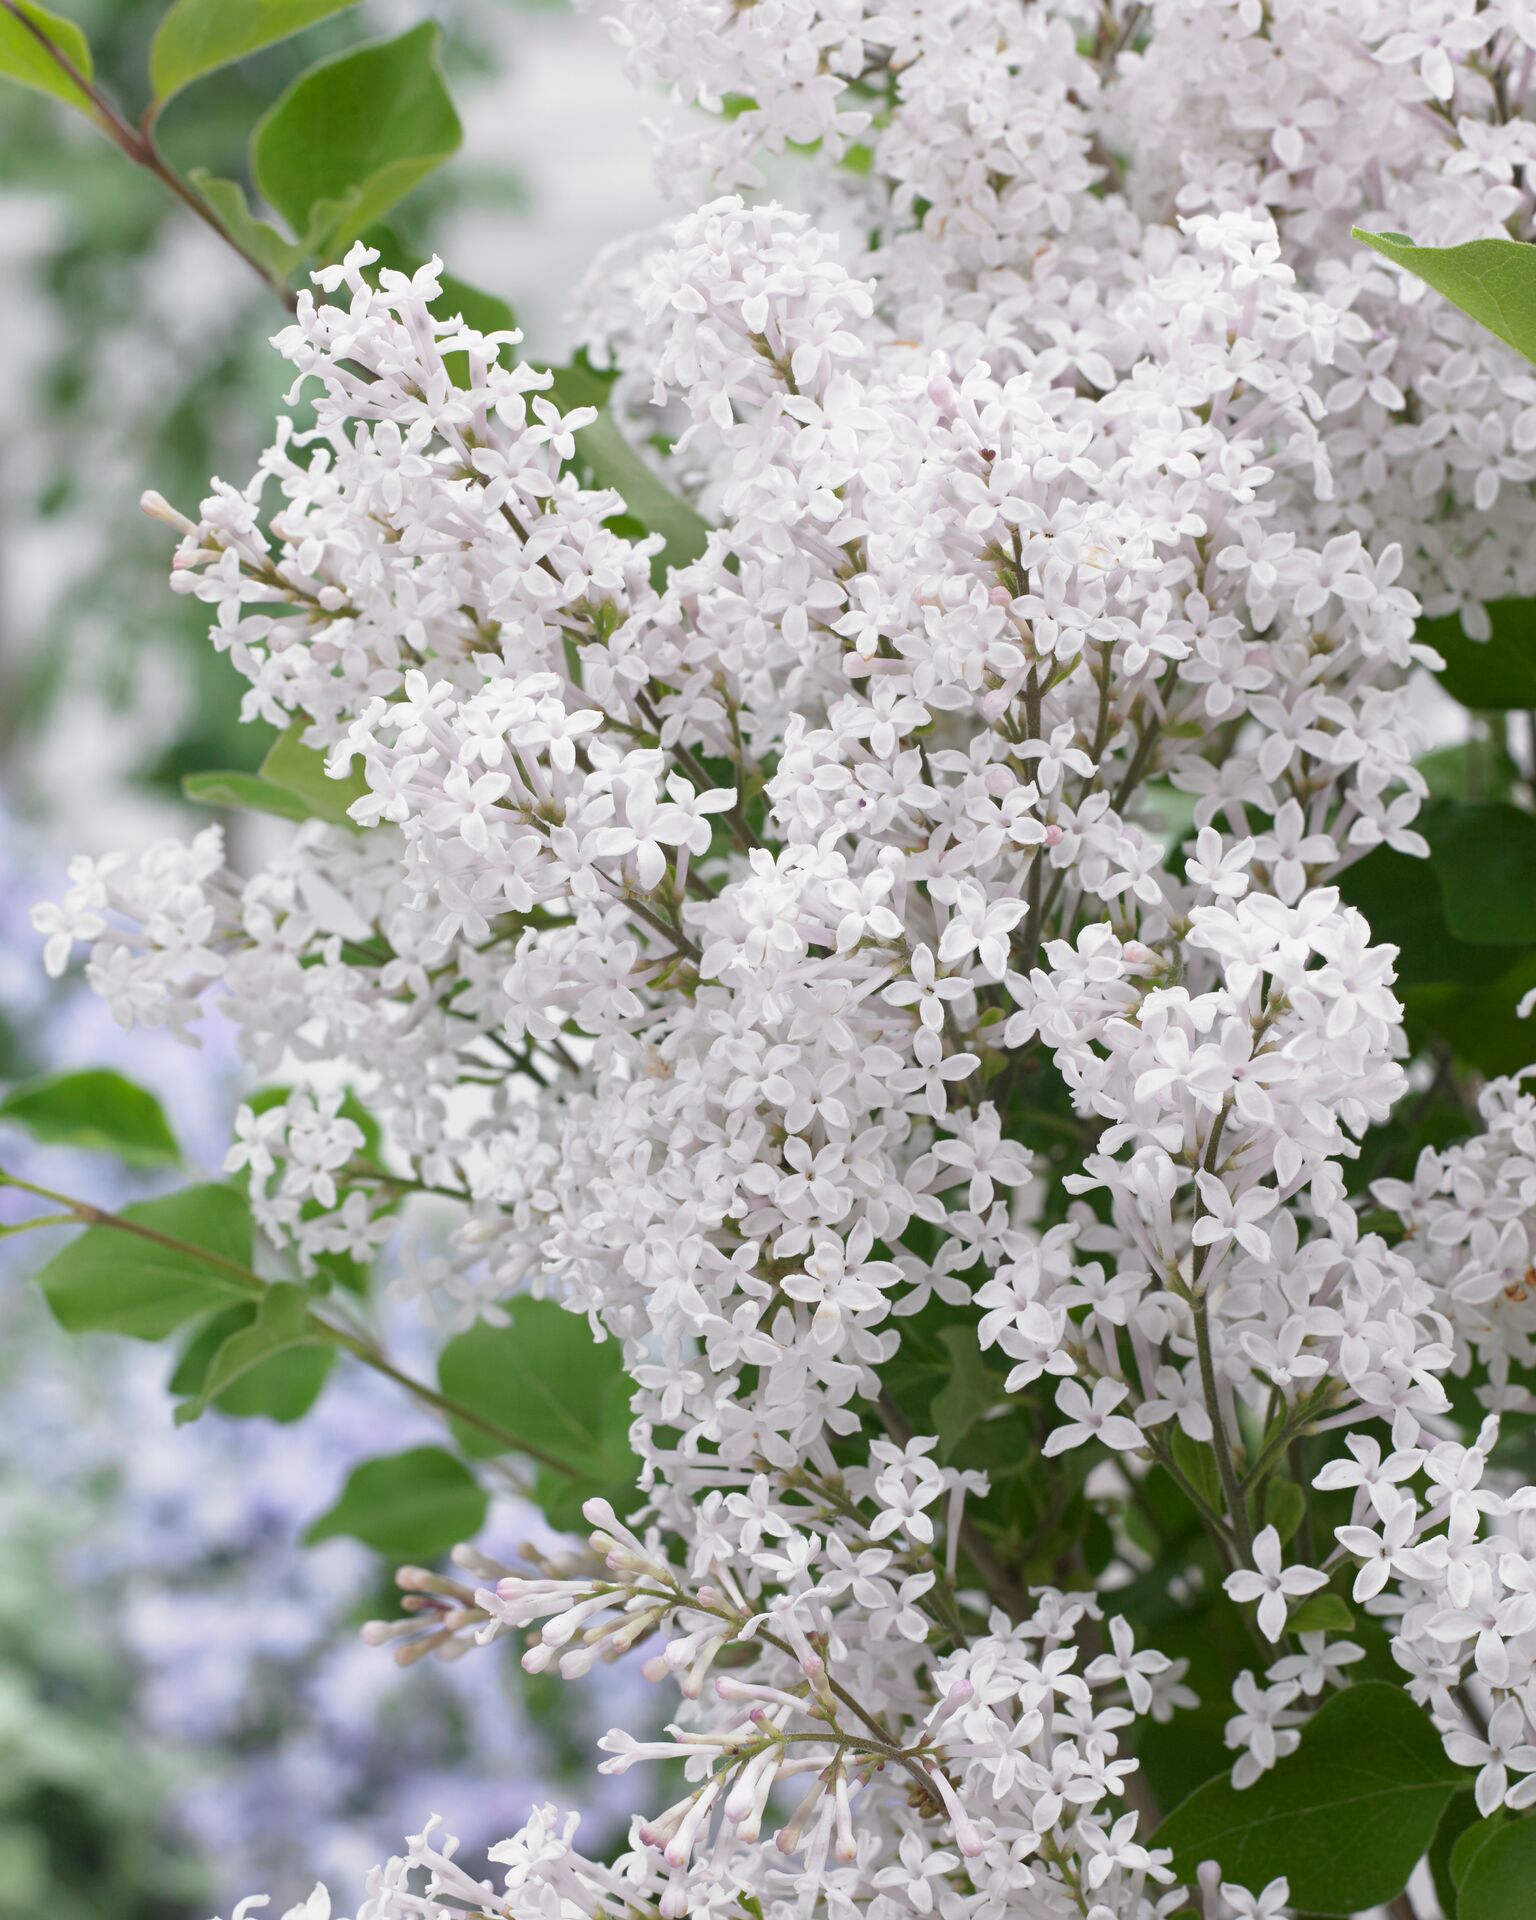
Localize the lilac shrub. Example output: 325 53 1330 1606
9 4 1536 1919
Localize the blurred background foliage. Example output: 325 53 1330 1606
0 3 662 1911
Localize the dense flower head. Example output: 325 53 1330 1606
33 4 1536 1918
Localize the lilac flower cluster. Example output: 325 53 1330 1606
32 5 1536 1919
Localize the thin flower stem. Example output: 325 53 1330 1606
0 1168 581 1477
1139 1433 1236 1561
0 0 299 310
1 1168 264 1297
349 1166 473 1204
1186 1105 1257 1569
646 1576 946 1810
327 1335 572 1477
1240 1383 1335 1494
1192 1285 1254 1568
0 1210 78 1234
784 1460 970 1643
756 1632 946 1812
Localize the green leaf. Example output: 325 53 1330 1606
182 768 315 824
533 1462 599 1534
170 1302 334 1421
150 0 360 103
437 1300 640 1523
1419 599 1536 711
304 1445 486 1560
1171 1424 1222 1512
1338 837 1510 990
931 1324 995 1461
173 1282 332 1424
1287 1591 1356 1636
1405 949 1536 1079
548 364 711 582
1452 1810 1506 1889
259 719 369 827
0 1 94 112
1430 805 1536 945
432 267 516 339
1458 1816 1536 1919
251 23 462 258
0 1068 179 1167
1263 1477 1306 1546
1430 1791 1480 1920
185 171 306 285
37 1184 254 1340
1355 229 1536 364
0 1825 46 1904
362 226 516 338
1155 1681 1466 1915
575 414 711 577
542 354 616 413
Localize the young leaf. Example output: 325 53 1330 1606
37 1184 255 1340
1155 1681 1466 1915
0 1 94 113
173 1282 332 1424
251 23 462 258
931 1324 996 1460
437 1300 640 1520
259 720 369 827
1354 229 1536 364
1263 1476 1306 1546
149 0 361 104
0 1068 180 1167
304 1445 486 1560
1458 1816 1536 1920
1170 1423 1222 1511
185 171 307 285
183 768 316 824
170 1301 335 1422
1287 1591 1355 1635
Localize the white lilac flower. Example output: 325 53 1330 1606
40 4 1536 1914
1224 1527 1327 1643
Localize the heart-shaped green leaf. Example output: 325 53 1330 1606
1155 1682 1466 1915
251 23 461 259
304 1445 486 1560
